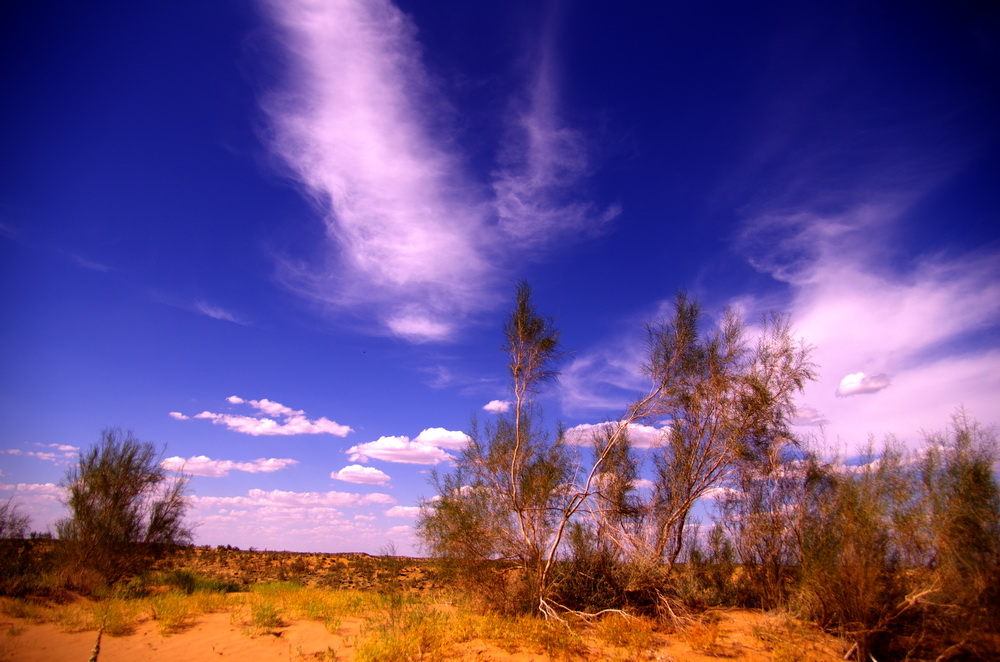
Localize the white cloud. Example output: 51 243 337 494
347 435 455 465
387 524 413 537
169 411 189 420
791 405 828 427
192 488 395 510
177 397 352 437
227 395 245 404
258 0 617 342
491 42 620 247
836 372 891 397
332 464 391 485
482 399 511 413
563 422 668 450
1 448 74 464
739 203 1000 451
558 336 649 416
701 486 742 501
39 443 77 452
0 482 63 497
385 505 422 518
161 455 298 478
186 487 409 554
412 427 469 450
0 482 68 538
250 398 298 417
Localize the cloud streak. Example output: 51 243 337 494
192 488 395 510
259 0 616 341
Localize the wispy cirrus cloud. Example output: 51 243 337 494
194 301 246 325
162 455 298 478
731 94 1000 449
258 0 616 341
558 330 649 417
174 396 352 437
491 27 620 248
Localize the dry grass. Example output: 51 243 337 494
751 612 847 662
0 554 857 660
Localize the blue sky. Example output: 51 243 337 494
2 0 998 554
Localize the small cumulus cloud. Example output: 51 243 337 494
836 372 891 397
332 464 391 485
385 505 422 518
2 445 75 464
347 436 455 465
482 399 511 414
412 427 470 450
162 455 298 478
175 397 352 437
169 412 189 420
33 443 77 453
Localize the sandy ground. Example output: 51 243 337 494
0 612 361 662
0 607 846 661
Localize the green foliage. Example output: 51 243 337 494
918 413 1000 645
56 428 192 591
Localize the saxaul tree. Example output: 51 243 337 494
418 282 572 612
57 428 191 589
419 285 815 616
639 299 816 569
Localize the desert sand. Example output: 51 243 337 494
0 606 845 661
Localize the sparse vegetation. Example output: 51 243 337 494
1 287 996 661
415 282 999 659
